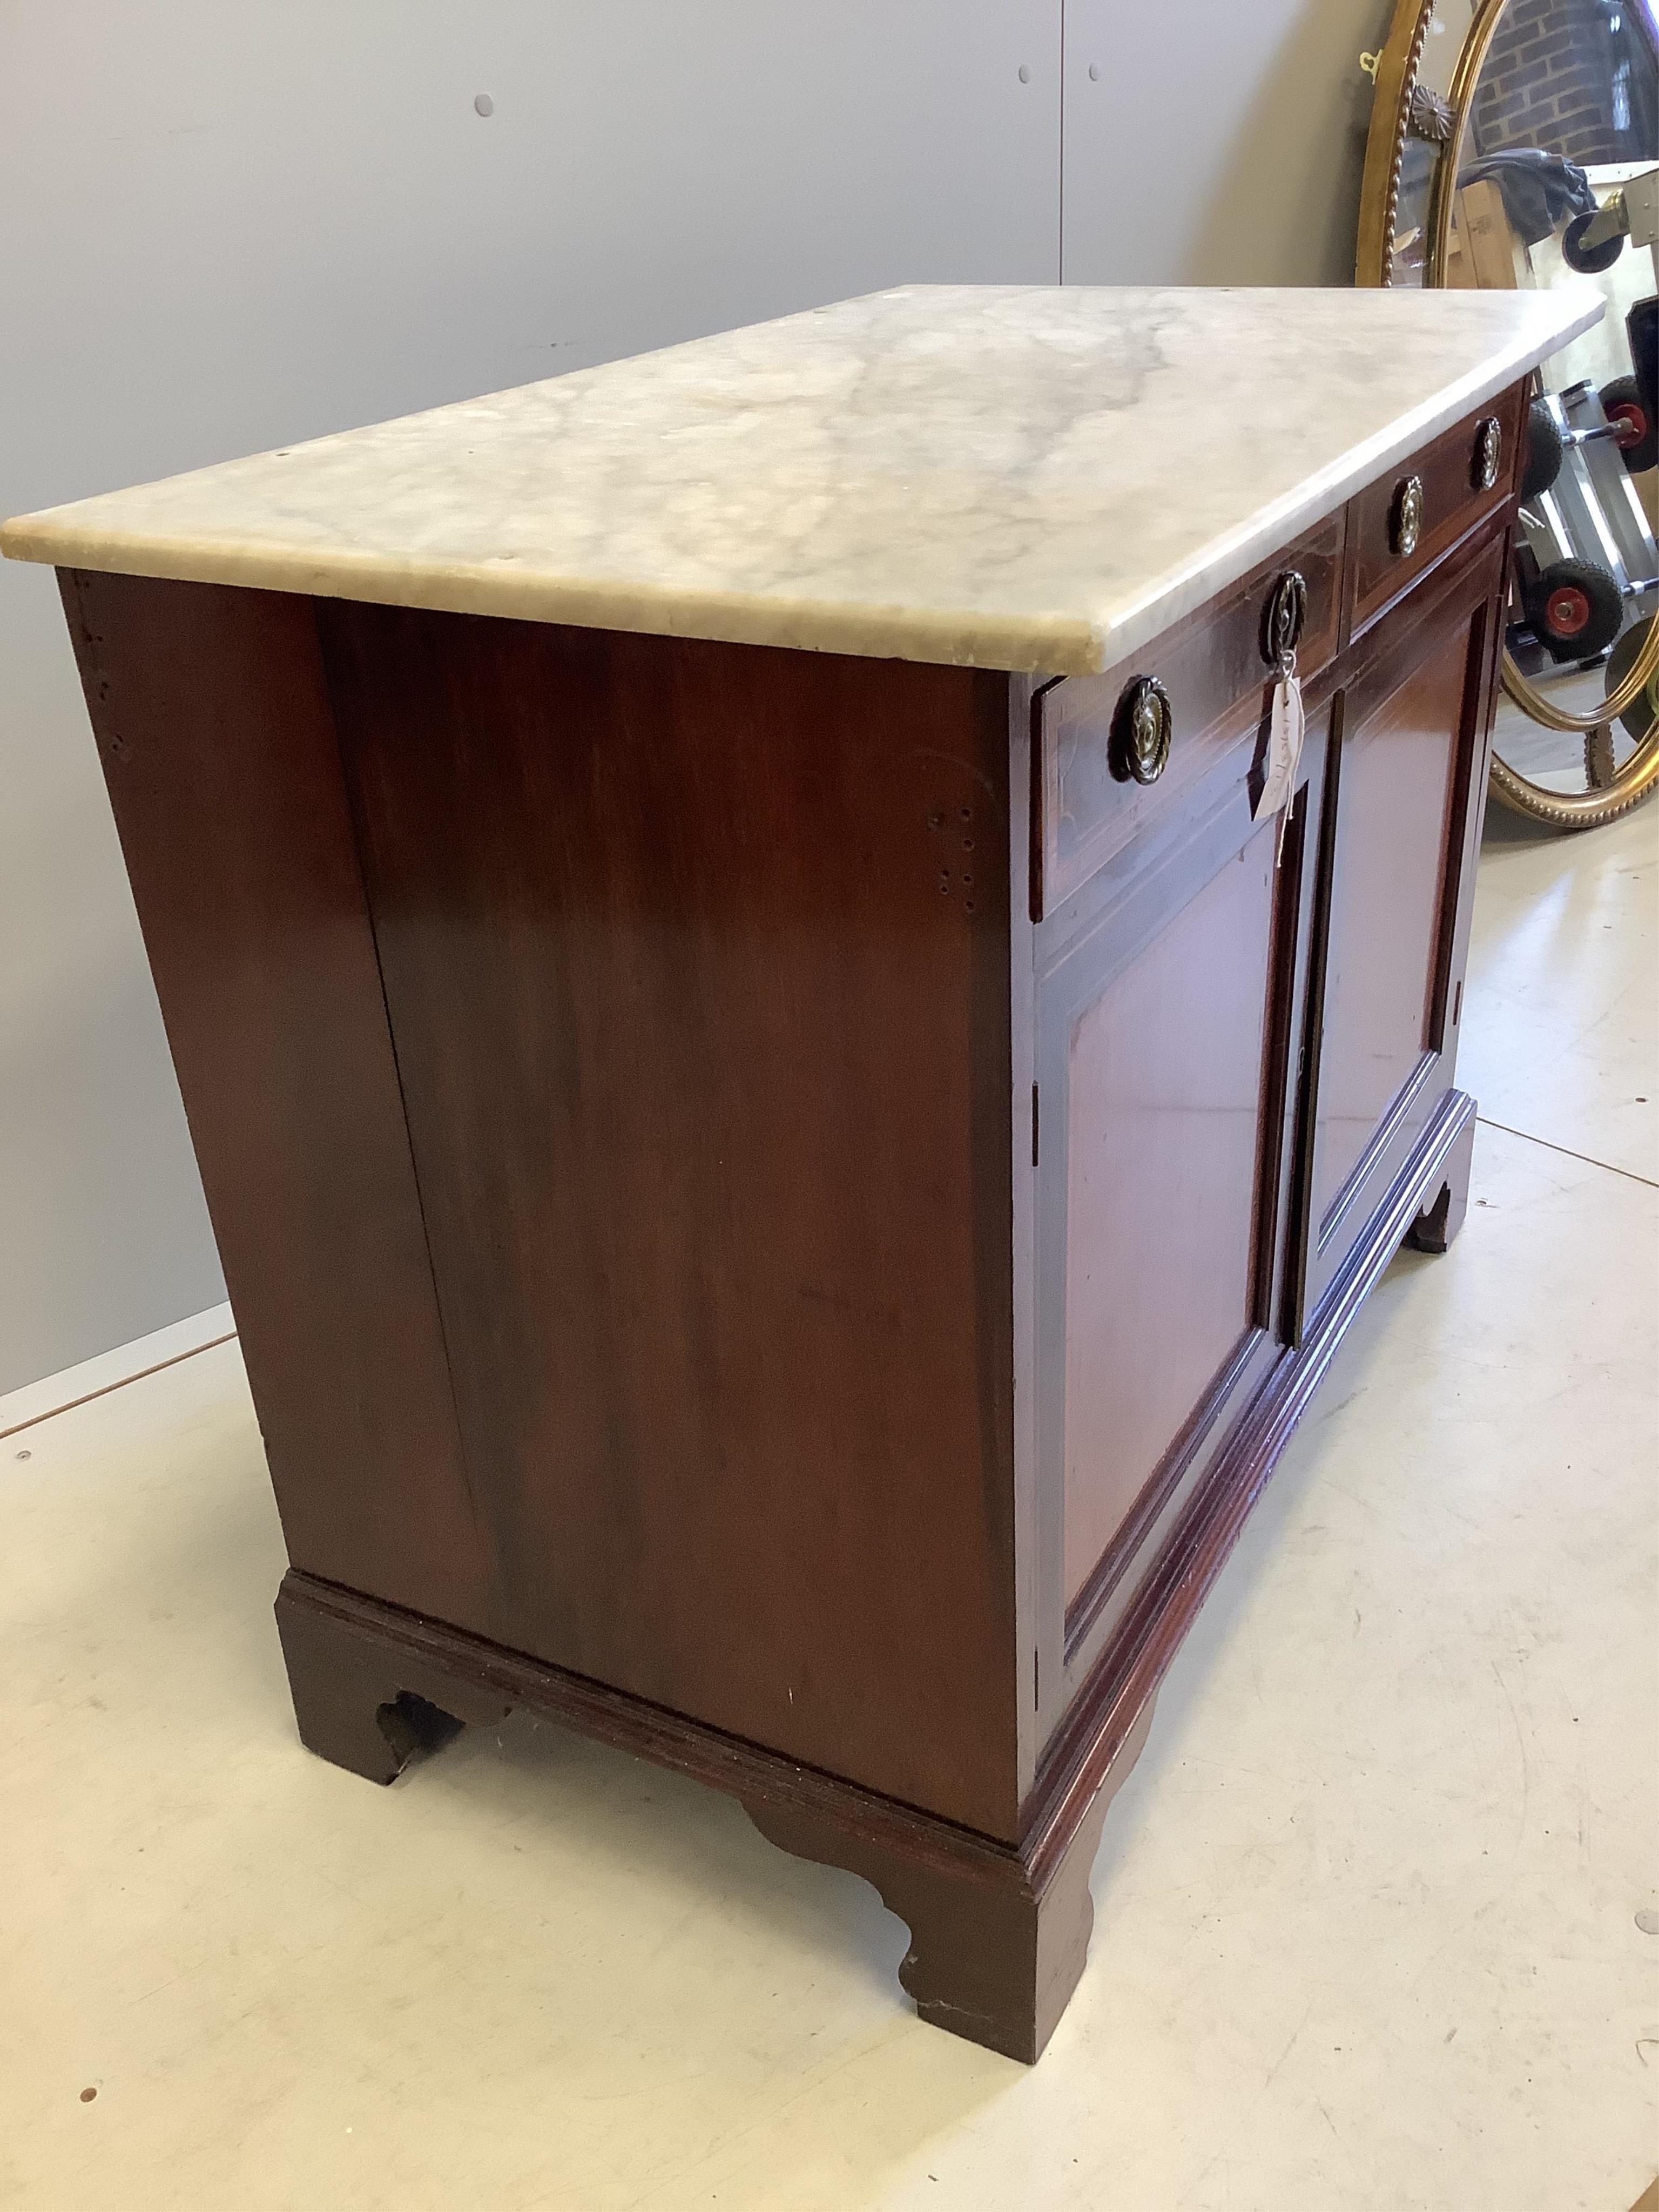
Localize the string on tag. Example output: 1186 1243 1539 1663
1253 644 1305 865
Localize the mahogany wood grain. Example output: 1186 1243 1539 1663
274 1562 1155 2063
271 1085 1476 2065
60 571 494 1632
53 380 1526 2066
1407 1108 1476 1255
1035 514 1343 920
1298 529 1503 1324
1056 818 1280 1605
1025 600 1343 1684
1032 1083 1480 1830
1350 387 1523 634
317 605 1022 1838
745 1700 1153 2066
1308 619 1471 1232
1053 772 1318 1675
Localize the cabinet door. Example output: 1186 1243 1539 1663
1034 765 1312 1658
1292 562 1495 1328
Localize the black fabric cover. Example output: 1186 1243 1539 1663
1458 149 1599 246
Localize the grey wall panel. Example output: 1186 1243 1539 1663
1061 0 1389 285
0 0 1061 1393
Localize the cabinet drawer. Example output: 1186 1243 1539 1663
1351 389 1522 633
1034 515 1342 920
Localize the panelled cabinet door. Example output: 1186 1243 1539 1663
1294 579 1493 1327
1035 760 1313 1662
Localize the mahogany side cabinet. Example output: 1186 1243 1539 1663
51 383 1521 2062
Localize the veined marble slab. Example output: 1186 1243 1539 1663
2 285 1600 676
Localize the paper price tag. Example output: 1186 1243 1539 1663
1254 662 1305 861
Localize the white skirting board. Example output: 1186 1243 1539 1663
0 1303 237 1442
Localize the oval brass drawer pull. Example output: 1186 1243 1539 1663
1391 474 1425 558
1111 675 1173 786
1263 569 1309 667
1473 415 1503 492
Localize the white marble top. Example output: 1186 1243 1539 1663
2 285 1600 676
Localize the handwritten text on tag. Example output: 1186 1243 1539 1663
1254 663 1305 861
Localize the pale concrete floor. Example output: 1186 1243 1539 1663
3 804 1656 2212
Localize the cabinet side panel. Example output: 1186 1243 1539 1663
58 571 493 1631
320 608 1021 1837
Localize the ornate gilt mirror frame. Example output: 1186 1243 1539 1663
1357 0 1659 827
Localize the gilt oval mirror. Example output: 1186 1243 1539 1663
1358 0 1659 828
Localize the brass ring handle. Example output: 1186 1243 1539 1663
1473 415 1503 492
1263 569 1309 667
1111 675 1174 786
1391 474 1425 558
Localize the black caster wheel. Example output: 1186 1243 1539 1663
1523 558 1626 663
1561 211 1624 274
1599 376 1658 475
1518 398 1563 502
